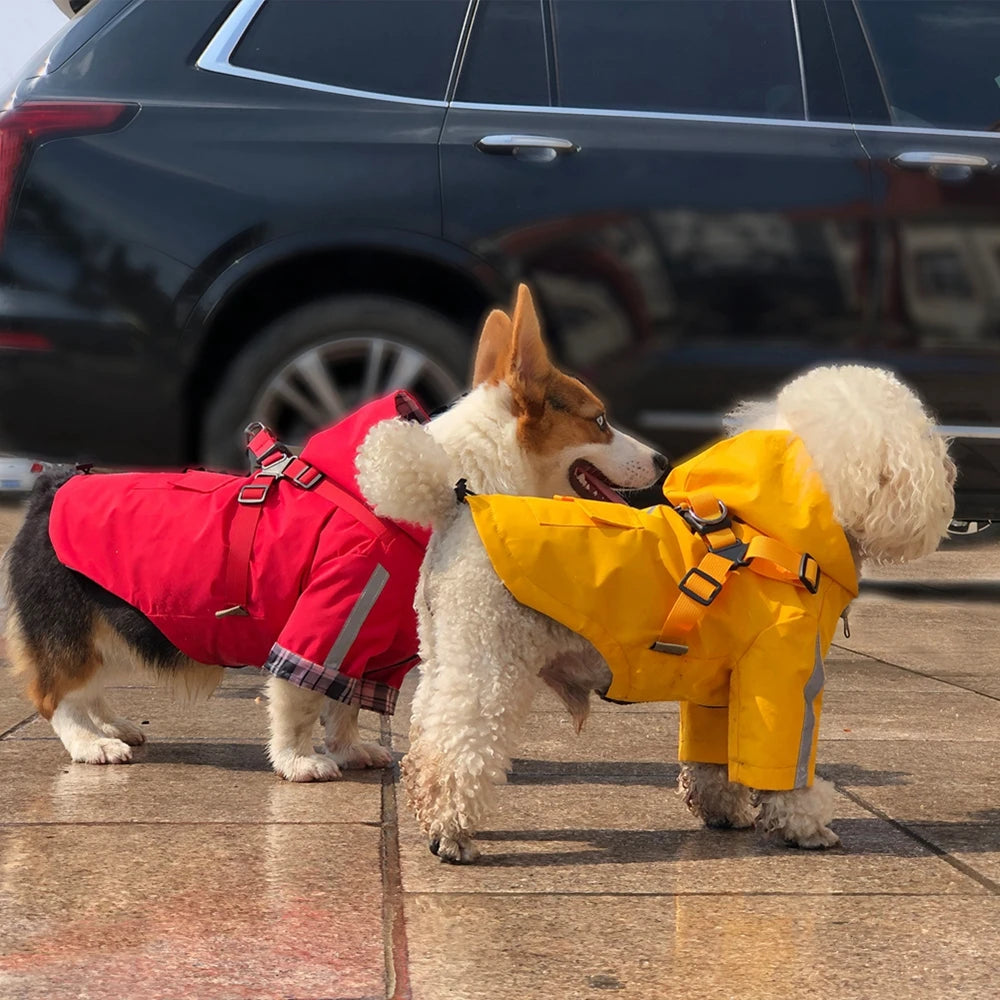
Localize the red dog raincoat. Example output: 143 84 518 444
49 392 429 714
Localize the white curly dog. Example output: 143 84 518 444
359 359 955 864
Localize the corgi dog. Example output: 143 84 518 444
0 284 666 780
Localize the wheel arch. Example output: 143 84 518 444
180 232 507 459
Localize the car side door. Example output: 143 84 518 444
826 0 1000 518
440 0 874 459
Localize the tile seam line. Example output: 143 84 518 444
829 642 1000 703
380 714 412 1000
836 785 1000 895
0 714 38 740
400 889 984 898
0 820 384 827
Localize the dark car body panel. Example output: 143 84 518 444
2 0 1000 515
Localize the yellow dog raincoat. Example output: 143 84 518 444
466 430 858 791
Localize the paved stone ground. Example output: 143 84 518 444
0 499 998 999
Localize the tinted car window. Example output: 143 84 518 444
551 0 803 119
456 0 549 105
230 0 467 100
858 1 1000 131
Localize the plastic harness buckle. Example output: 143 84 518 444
678 566 724 607
799 553 821 593
707 537 750 566
454 478 476 504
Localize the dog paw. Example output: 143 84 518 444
429 835 481 864
679 763 757 830
73 738 134 765
786 825 841 850
98 718 146 746
323 740 393 770
272 750 342 782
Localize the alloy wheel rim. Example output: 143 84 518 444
248 335 462 446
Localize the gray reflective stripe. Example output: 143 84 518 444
323 564 390 670
794 635 826 789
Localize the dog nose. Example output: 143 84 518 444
653 453 670 475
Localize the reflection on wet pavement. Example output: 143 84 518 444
1 501 998 998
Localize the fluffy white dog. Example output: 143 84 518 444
358 365 956 863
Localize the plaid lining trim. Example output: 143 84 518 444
263 643 415 714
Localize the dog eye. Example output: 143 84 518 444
595 413 607 430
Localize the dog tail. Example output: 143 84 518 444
0 468 74 634
356 418 459 529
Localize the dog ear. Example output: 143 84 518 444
860 430 955 564
506 283 552 413
471 308 513 386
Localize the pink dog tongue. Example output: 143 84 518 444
573 461 628 504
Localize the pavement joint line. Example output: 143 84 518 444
837 785 1000 895
0 820 384 826
858 579 1000 603
0 713 37 740
380 714 412 1000
829 642 1000 703
401 889 985 898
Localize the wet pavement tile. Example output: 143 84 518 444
0 823 386 1000
818 740 1000 889
396 775 982 897
0 690 35 738
818 686 1000 742
2 506 999 998
839 596 1000 697
0 738 383 826
404 893 1000 1000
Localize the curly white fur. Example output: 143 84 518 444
757 777 840 849
678 762 756 830
357 418 459 529
729 365 955 565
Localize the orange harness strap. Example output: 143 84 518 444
652 492 820 654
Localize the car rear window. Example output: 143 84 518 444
230 0 467 101
551 0 804 119
858 1 1000 132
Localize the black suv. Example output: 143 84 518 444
3 0 1000 520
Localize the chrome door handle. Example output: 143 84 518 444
476 134 579 162
892 151 993 181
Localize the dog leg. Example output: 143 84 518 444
320 700 392 769
679 762 757 829
404 644 547 863
50 679 134 764
87 695 147 746
265 676 341 782
756 777 841 848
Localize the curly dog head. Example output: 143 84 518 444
730 365 955 565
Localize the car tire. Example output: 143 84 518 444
944 519 998 546
201 295 470 469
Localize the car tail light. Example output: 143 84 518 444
29 462 44 474
0 331 52 351
0 101 137 250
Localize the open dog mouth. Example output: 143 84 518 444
569 459 628 504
